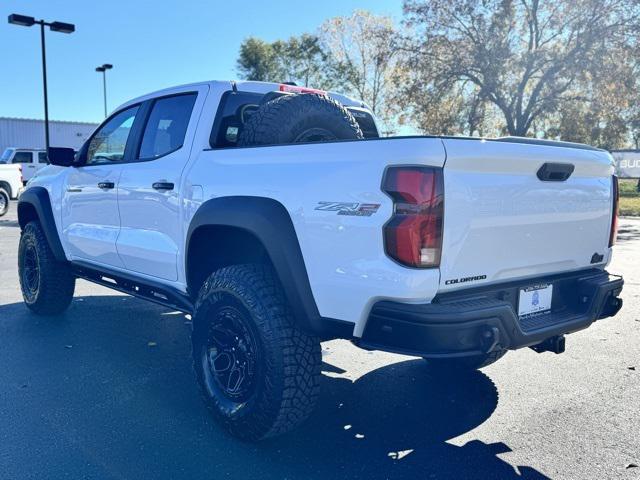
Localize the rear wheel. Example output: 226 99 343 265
18 221 76 315
0 188 9 217
192 264 321 441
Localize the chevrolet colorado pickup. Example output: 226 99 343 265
0 163 24 216
17 80 623 441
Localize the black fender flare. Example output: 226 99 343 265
186 196 324 333
18 186 67 262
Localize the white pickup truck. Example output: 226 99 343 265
0 162 24 216
17 80 623 441
1 148 48 184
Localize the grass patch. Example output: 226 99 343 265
620 196 640 216
619 179 639 197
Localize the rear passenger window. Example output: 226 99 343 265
210 91 264 148
38 152 48 164
139 93 197 159
12 152 33 164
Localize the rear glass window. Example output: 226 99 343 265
347 108 379 139
210 91 379 148
210 91 264 148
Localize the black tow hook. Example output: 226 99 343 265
530 335 566 354
600 294 623 319
481 326 501 353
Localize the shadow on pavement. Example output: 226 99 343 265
0 296 549 479
617 223 640 243
0 218 19 228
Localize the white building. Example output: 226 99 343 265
0 117 98 152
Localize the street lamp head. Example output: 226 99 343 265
49 21 75 34
96 66 106 72
7 13 75 153
8 13 36 27
102 64 113 70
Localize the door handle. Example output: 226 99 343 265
98 182 115 190
152 182 174 191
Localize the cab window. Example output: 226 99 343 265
86 106 139 165
138 93 197 160
12 151 33 164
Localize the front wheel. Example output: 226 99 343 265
18 221 76 315
192 264 321 441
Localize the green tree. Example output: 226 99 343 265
237 35 328 87
274 34 329 87
237 37 283 82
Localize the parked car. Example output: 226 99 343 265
0 162 24 216
1 148 48 184
16 80 623 441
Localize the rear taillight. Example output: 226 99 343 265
609 175 619 247
19 165 23 184
382 166 444 268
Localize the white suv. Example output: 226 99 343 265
1 148 48 184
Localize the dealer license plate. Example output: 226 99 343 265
518 284 553 318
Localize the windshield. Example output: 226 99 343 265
0 148 14 163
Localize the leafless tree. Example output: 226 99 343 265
402 0 640 137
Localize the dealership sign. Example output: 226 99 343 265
611 151 640 178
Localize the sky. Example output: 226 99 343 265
0 0 403 124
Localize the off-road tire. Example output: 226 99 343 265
192 264 322 441
0 188 9 217
237 93 363 147
425 349 507 373
18 221 75 315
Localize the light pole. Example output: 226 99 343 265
8 14 75 156
95 64 113 118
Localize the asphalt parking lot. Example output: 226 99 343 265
0 202 639 480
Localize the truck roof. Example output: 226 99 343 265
116 80 369 114
114 81 603 153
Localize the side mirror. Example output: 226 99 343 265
47 147 76 167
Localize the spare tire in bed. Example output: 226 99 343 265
237 93 364 147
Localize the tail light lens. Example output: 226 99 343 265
19 165 23 183
609 175 619 247
279 84 326 95
382 166 444 268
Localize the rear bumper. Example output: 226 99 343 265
357 269 623 359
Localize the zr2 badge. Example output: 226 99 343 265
315 202 381 217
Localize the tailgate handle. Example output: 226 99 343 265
537 163 574 182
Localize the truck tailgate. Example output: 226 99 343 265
439 139 615 292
